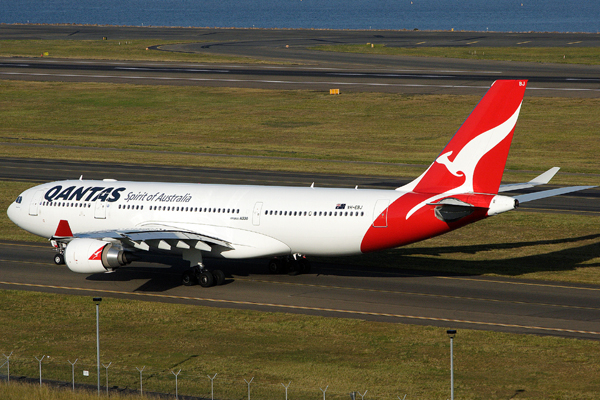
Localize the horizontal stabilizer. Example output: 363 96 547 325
498 167 560 192
515 185 596 203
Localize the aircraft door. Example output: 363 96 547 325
94 201 107 219
28 190 44 216
372 199 390 228
252 202 263 226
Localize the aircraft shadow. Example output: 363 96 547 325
325 233 600 279
85 233 600 292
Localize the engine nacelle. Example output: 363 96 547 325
64 238 130 274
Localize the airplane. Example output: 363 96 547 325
7 80 595 287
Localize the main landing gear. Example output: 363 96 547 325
268 255 311 276
182 266 226 288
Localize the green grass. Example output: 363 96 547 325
310 44 600 65
1 81 599 182
1 290 600 400
0 39 270 64
0 381 144 400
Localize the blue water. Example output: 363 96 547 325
2 0 599 33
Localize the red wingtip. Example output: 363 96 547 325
54 220 73 237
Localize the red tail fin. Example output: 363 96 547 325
402 80 528 195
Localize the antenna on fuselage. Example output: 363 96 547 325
79 175 83 180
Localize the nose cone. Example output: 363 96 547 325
7 201 20 226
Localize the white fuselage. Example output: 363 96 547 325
8 179 405 258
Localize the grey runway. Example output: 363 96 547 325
2 240 600 340
1 25 599 96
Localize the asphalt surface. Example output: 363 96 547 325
2 158 599 340
3 240 600 340
1 25 599 96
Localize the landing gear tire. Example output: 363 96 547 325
182 270 197 286
212 269 225 286
198 270 215 288
268 259 283 274
54 253 65 265
287 259 300 276
299 258 311 274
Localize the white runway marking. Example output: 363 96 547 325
1 71 599 92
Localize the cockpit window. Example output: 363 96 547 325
15 196 22 204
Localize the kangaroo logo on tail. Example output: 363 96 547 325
435 151 463 177
399 80 528 219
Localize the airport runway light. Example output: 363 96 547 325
93 297 102 396
447 329 457 400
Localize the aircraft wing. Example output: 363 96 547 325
74 226 234 252
514 185 596 204
498 167 560 192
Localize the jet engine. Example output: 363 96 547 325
64 238 131 273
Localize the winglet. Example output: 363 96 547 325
530 167 560 185
54 220 73 238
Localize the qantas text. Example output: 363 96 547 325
45 185 125 203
